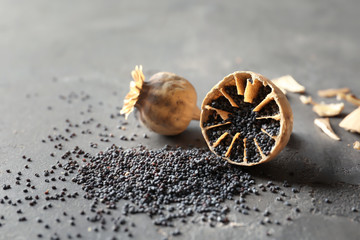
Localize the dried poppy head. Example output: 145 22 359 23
120 66 200 135
200 71 293 166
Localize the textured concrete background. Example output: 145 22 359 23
0 0 360 239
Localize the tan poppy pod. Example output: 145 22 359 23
120 66 200 136
200 71 293 166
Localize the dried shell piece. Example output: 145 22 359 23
299 95 313 105
314 118 340 141
312 102 344 117
200 71 293 166
336 93 360 107
353 141 360 150
272 75 305 93
318 88 350 98
339 107 360 134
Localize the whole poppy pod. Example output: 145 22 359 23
200 71 293 166
120 66 200 135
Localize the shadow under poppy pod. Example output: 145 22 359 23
200 71 293 166
120 66 200 135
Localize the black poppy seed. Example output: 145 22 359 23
265 217 272 224
241 210 249 215
172 229 181 236
119 136 128 141
263 210 271 216
112 224 119 232
284 201 291 207
283 181 290 187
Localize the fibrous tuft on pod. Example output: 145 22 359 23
200 71 293 166
120 66 200 135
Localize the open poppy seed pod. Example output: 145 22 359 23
200 71 293 166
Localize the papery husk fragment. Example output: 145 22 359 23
312 102 344 117
336 93 360 107
314 118 340 141
353 141 360 150
272 75 305 93
339 107 360 134
318 88 350 98
299 95 313 105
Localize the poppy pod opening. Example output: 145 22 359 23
200 71 293 166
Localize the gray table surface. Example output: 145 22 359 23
1 0 360 239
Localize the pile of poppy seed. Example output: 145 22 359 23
203 84 280 163
73 145 254 226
